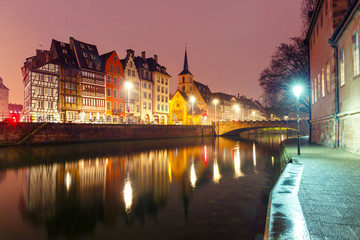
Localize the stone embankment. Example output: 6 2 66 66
0 122 215 146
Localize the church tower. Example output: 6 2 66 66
178 48 194 93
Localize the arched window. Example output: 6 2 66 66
182 77 185 83
106 115 111 123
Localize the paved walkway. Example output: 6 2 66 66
285 138 360 240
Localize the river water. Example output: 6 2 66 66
0 135 284 240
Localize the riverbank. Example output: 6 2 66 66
266 137 360 239
0 122 214 146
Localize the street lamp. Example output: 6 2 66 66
190 96 195 125
125 81 133 124
293 85 303 155
213 99 219 123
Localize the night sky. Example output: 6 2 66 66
0 0 302 104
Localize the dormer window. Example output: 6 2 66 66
83 52 88 57
88 45 93 50
91 54 95 60
80 43 85 48
60 42 65 47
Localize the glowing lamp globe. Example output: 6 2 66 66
293 86 303 98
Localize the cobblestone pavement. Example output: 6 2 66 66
285 138 360 240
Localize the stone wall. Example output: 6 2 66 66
311 113 360 155
0 123 215 146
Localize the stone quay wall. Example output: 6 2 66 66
0 123 215 146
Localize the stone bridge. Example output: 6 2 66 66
216 120 308 136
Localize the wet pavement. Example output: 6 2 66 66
283 138 360 240
266 161 309 239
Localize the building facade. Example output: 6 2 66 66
50 39 82 123
121 50 141 123
134 52 154 124
328 0 360 153
22 50 60 122
0 77 9 121
306 0 350 148
70 37 106 123
101 51 125 124
148 55 171 124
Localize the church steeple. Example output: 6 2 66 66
179 48 192 76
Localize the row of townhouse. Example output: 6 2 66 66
169 50 266 125
22 37 170 124
307 0 360 153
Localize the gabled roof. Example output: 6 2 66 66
70 37 104 72
179 90 189 101
50 39 79 69
146 57 171 77
194 80 212 103
134 56 153 82
212 92 235 101
100 51 115 61
0 77 9 90
179 49 192 75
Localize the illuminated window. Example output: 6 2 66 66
321 68 325 97
311 80 314 104
314 78 317 102
353 31 359 76
326 63 330 93
340 49 345 86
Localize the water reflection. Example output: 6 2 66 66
0 136 282 239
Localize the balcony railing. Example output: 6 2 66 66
112 109 122 115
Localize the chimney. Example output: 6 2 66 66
154 54 158 63
142 51 146 59
126 49 135 58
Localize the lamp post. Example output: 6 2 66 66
190 96 195 125
213 99 219 123
293 85 303 155
125 81 133 124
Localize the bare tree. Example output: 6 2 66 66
300 0 319 35
259 37 310 117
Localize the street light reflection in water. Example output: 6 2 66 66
0 135 283 240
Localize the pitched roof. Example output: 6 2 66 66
100 51 115 61
146 57 171 77
50 39 79 69
134 56 154 82
0 77 9 90
70 37 104 72
194 80 212 103
179 49 192 75
212 92 235 101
